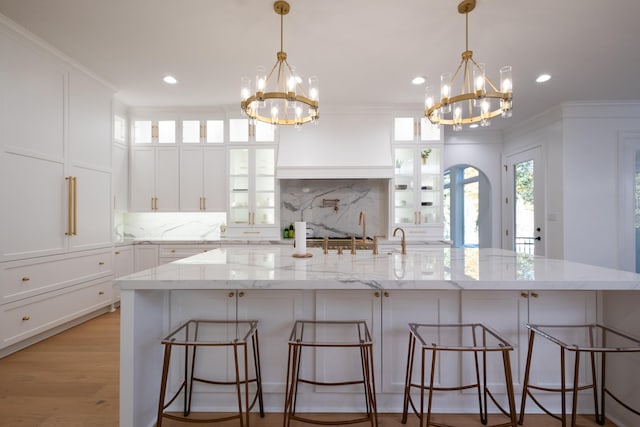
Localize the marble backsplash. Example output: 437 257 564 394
117 212 227 241
280 179 389 238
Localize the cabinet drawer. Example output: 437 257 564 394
225 227 279 240
0 278 113 348
1 250 112 303
159 245 217 259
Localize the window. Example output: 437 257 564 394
182 120 201 143
444 165 488 247
158 120 176 143
114 115 126 142
133 120 152 144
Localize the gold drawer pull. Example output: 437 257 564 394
115 251 120 255
98 291 105 295
228 292 235 298
531 292 539 298
520 292 529 298
21 277 30 282
239 291 245 298
98 261 105 266
171 249 176 253
384 291 390 298
374 291 380 298
22 316 30 321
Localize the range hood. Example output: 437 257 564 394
276 109 394 179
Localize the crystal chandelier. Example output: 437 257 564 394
425 0 512 131
241 1 319 127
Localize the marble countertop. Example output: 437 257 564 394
115 246 640 291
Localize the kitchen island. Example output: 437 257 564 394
116 246 640 427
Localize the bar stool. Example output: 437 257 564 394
284 320 378 427
402 323 517 427
519 323 640 427
156 319 264 427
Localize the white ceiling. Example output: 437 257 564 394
1 0 639 130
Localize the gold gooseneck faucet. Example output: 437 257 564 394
359 211 366 241
393 227 406 255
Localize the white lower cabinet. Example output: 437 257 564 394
134 244 159 272
461 290 597 413
113 245 134 302
315 289 460 396
0 249 114 354
158 244 218 265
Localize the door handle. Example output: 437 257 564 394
535 236 541 241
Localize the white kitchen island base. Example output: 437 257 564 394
117 247 640 427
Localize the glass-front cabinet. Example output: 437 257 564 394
227 146 278 238
392 117 444 240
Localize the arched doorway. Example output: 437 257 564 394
444 164 491 247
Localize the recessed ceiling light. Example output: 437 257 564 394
536 74 551 83
469 123 479 129
412 76 426 85
163 75 178 84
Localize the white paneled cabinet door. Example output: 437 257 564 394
69 166 112 250
130 146 179 212
203 147 226 212
130 147 155 211
236 289 310 393
381 290 459 393
525 291 596 396
315 290 382 393
68 69 112 170
155 147 179 212
461 291 527 393
179 147 204 211
1 153 67 260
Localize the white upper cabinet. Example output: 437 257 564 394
130 145 179 212
68 69 112 170
180 147 226 212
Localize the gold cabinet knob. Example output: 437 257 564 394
98 291 105 295
520 292 529 298
374 291 380 298
22 316 30 321
115 251 120 255
239 291 245 298
531 292 539 298
21 277 30 282
228 292 235 298
171 249 176 253
384 291 390 298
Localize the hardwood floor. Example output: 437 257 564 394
0 309 617 426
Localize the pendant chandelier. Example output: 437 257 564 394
241 1 319 127
425 0 512 131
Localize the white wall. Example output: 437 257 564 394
561 102 640 268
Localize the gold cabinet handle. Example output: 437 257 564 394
531 292 539 298
65 176 73 235
21 277 30 282
228 292 235 298
115 251 120 255
98 261 105 266
384 291 389 298
98 291 105 295
171 249 176 253
238 291 245 298
22 316 30 321
72 177 77 235
520 292 529 298
202 197 206 210
374 291 380 298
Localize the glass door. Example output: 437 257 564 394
505 147 545 255
229 148 250 224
